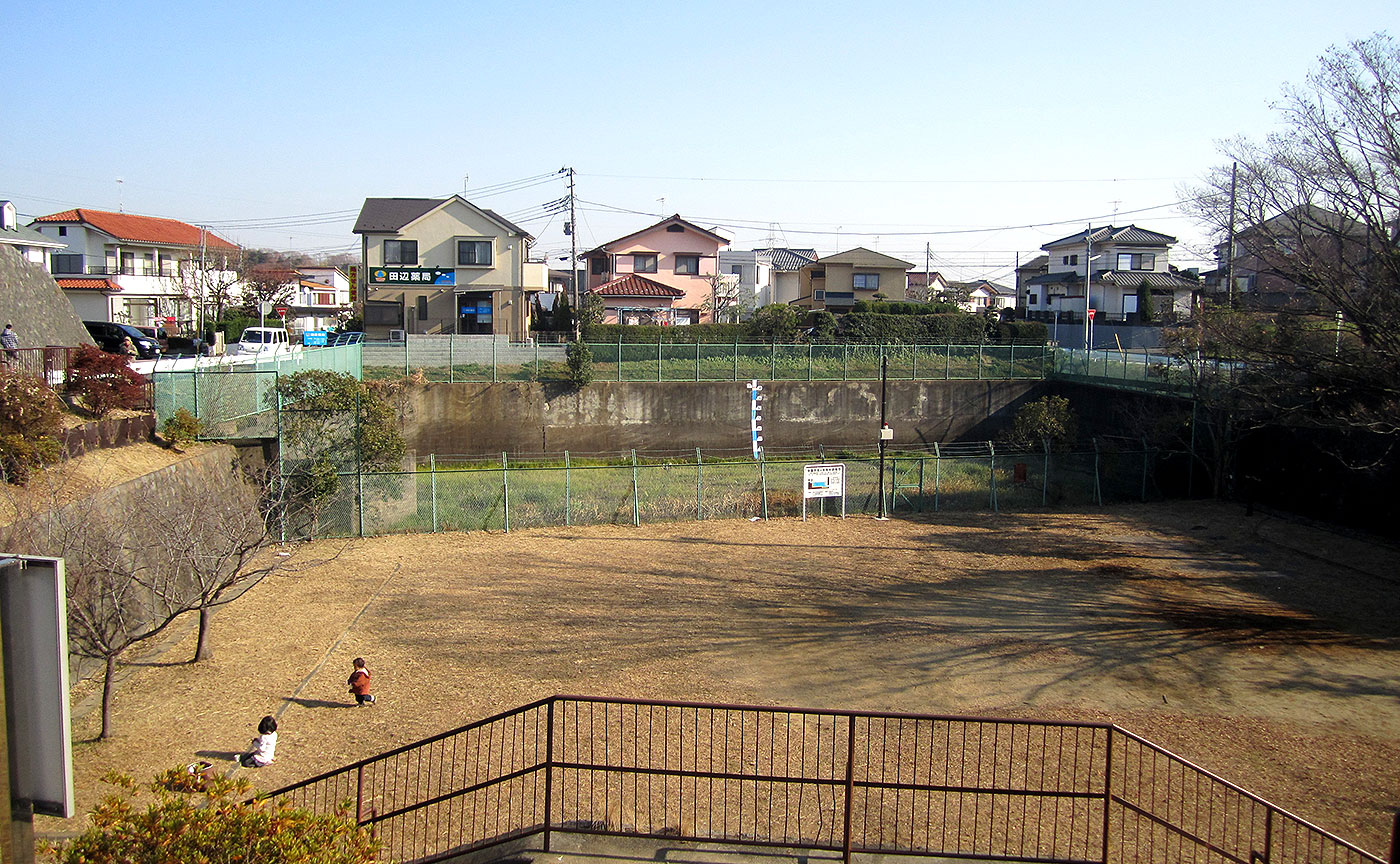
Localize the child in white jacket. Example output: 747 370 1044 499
239 715 278 767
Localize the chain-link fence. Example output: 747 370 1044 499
362 338 1049 383
1051 346 1243 392
149 343 362 437
285 440 1166 539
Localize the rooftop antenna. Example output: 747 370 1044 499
656 197 666 211
463 174 470 192
116 178 124 212
1110 199 1122 217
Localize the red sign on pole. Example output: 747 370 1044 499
1088 309 1096 320
275 306 289 317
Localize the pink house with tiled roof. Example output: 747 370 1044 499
29 208 241 330
582 215 729 325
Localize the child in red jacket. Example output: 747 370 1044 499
348 657 375 706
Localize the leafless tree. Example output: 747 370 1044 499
1182 32 1400 448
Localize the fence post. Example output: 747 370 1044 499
1009 343 1015 378
989 441 998 513
760 455 769 520
1042 438 1050 507
1093 438 1103 506
618 336 623 382
733 341 738 381
631 449 640 526
657 336 662 382
933 442 941 511
1141 436 1150 502
564 451 571 527
911 344 917 380
842 714 856 864
502 451 510 532
492 338 498 383
978 342 983 380
449 333 454 383
770 342 776 380
404 335 409 379
543 699 555 853
534 340 540 381
945 342 951 379
695 341 700 382
1101 728 1114 864
696 447 703 520
356 394 365 538
808 343 813 381
356 764 365 824
430 454 438 532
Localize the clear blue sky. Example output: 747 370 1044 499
3 1 1396 282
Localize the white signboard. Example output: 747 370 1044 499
803 463 846 499
0 555 74 818
803 463 847 520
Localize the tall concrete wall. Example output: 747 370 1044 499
403 380 1047 456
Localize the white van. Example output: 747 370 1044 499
232 327 293 356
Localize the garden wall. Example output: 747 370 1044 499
403 380 1047 456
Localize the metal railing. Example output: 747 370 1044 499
362 337 1050 384
267 696 1388 864
1050 348 1244 394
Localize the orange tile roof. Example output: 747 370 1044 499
56 278 122 292
588 273 686 298
34 209 239 250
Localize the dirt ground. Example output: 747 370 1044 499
33 490 1400 857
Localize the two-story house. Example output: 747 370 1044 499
582 215 730 325
28 207 241 329
946 280 1016 313
794 248 914 312
1205 205 1361 310
353 196 545 339
1022 225 1198 324
718 247 818 309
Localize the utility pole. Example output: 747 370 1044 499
1083 225 1093 351
877 354 889 519
925 242 932 300
567 167 578 338
1225 161 1238 307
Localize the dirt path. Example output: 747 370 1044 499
42 502 1400 855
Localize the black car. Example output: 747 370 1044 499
83 320 162 359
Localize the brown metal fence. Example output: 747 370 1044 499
266 697 1387 864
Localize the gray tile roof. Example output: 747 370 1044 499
1041 224 1177 249
0 222 65 249
353 196 532 239
1100 270 1199 288
762 248 818 271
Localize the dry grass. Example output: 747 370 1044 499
29 498 1400 858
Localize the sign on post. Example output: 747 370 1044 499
0 556 74 820
802 463 846 520
302 330 328 347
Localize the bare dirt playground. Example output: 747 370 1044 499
35 450 1400 857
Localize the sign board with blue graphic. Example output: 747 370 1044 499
802 463 846 520
370 268 455 286
303 330 328 346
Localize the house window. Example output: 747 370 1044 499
458 239 492 266
58 226 67 237
1117 252 1156 271
815 289 826 301
666 224 684 232
730 265 743 276
852 273 880 290
591 257 609 275
633 254 657 273
675 254 700 275
416 296 429 321
1062 254 1079 266
52 253 83 274
384 240 418 265
1028 293 1038 305
810 268 825 279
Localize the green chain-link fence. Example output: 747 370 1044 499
362 338 1049 383
286 440 1165 539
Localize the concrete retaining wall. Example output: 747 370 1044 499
403 380 1048 456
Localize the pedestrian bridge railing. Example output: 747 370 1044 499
267 696 1388 864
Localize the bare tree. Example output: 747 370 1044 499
1183 32 1400 447
135 461 282 662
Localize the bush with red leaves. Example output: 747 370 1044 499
67 344 150 417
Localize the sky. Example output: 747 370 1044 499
4 1 1397 283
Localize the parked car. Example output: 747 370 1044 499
131 325 170 352
230 326 293 356
83 320 161 359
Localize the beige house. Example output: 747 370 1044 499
795 247 914 312
353 195 545 339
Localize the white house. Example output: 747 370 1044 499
718 247 818 309
29 207 241 330
0 201 65 268
291 265 352 332
1022 225 1198 323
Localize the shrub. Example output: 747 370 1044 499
66 344 149 417
161 407 203 447
807 310 838 342
747 304 801 343
0 367 65 483
566 341 595 388
50 768 378 864
1009 395 1078 450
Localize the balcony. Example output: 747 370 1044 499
86 263 182 278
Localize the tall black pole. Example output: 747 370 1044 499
878 354 888 519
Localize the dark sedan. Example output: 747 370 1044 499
83 320 162 359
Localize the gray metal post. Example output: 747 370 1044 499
631 449 640 526
760 455 768 519
502 451 510 532
430 453 438 532
564 451 571 527
696 447 703 520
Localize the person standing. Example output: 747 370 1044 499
1 323 17 364
348 657 375 706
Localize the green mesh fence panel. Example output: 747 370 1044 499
561 464 641 525
695 460 765 520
